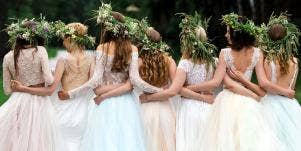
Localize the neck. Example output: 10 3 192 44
68 48 84 57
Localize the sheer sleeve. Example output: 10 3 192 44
129 51 162 93
68 51 105 98
3 55 12 95
177 59 192 73
38 46 54 85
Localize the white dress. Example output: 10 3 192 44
200 48 285 151
130 57 178 151
68 51 147 151
261 61 301 151
51 55 95 151
0 46 65 151
176 59 214 151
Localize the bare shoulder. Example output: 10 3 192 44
131 45 138 52
96 44 105 52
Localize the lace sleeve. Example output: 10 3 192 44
129 51 162 93
38 46 54 85
177 59 192 73
3 56 12 95
68 51 105 98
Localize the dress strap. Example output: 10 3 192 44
289 61 299 89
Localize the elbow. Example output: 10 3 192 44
259 81 268 90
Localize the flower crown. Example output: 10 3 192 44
178 12 217 65
124 17 170 54
222 13 260 36
54 21 95 48
258 13 300 61
5 15 54 45
94 3 128 38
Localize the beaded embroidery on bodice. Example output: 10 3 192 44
178 59 214 85
61 55 93 91
223 47 260 81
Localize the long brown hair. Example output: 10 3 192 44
139 28 170 87
13 38 37 75
268 24 296 75
99 12 132 72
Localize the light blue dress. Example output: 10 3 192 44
261 61 301 151
68 51 146 151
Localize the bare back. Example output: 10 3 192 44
264 58 298 89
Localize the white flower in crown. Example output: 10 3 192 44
71 34 76 39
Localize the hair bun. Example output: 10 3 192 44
67 23 88 36
112 11 125 23
195 26 207 41
268 24 287 41
146 27 161 43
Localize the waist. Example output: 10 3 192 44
29 83 45 88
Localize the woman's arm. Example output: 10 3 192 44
93 84 123 96
3 56 12 95
93 80 133 105
11 58 65 96
255 52 295 98
129 45 162 93
227 68 266 97
223 74 260 101
186 51 227 92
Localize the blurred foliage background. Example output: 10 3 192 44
0 0 300 104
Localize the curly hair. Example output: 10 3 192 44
139 51 170 87
267 24 296 75
139 28 169 87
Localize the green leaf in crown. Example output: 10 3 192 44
178 12 217 67
5 15 55 46
258 13 300 62
222 13 260 36
53 21 95 48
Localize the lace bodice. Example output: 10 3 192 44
222 47 260 81
177 59 215 85
68 51 160 98
2 46 54 95
61 55 94 91
269 61 298 89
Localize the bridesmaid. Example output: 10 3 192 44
228 14 301 151
140 13 216 151
12 22 96 151
124 16 179 150
185 13 291 151
0 18 65 151
59 3 146 151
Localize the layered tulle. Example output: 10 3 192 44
141 100 176 151
0 92 65 151
176 99 211 151
261 94 301 151
199 89 285 151
51 91 94 151
80 93 146 151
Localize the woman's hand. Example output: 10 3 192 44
227 68 247 83
198 94 215 104
11 80 25 92
139 93 150 103
284 89 295 99
93 95 106 105
58 90 70 100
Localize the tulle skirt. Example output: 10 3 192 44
0 92 65 151
80 93 146 151
199 89 285 151
51 91 94 151
176 98 211 151
141 100 176 151
261 94 301 151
